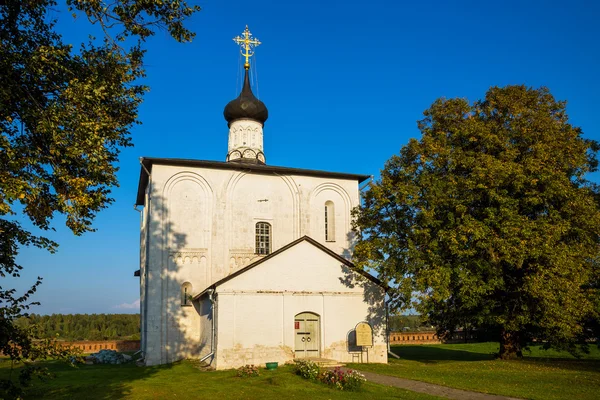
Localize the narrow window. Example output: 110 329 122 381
181 282 192 306
255 222 271 255
325 201 335 242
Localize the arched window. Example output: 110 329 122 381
255 222 271 255
325 201 335 242
181 282 192 306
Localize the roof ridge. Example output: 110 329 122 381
193 236 386 300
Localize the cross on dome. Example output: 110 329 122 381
233 25 262 70
224 25 268 165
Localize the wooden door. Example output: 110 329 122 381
294 312 320 358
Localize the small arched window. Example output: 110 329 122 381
255 222 271 255
325 201 335 242
181 282 192 306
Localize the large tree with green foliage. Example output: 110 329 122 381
0 1 199 397
353 85 600 359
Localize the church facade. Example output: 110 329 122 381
135 27 388 369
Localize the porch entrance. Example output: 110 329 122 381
294 312 320 358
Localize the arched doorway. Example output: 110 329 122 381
294 312 320 358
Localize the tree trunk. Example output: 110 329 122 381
498 329 523 359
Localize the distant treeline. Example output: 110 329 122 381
389 315 432 331
15 313 422 341
14 314 140 341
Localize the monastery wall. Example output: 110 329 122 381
388 330 479 345
56 340 140 353
389 331 441 345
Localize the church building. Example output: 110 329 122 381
135 27 388 369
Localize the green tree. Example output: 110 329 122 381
0 1 199 397
353 85 600 359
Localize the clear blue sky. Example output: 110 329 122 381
10 0 600 314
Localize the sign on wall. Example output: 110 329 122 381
355 322 373 347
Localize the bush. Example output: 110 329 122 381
236 364 260 377
294 359 320 380
319 367 366 391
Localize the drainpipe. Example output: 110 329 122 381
359 175 373 193
199 289 216 363
140 157 152 178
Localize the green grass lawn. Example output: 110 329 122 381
0 358 439 400
348 342 600 400
3 343 598 399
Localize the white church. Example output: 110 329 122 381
134 27 388 369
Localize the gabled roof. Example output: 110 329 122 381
136 157 371 205
193 236 387 300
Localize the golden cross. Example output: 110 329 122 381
233 25 261 70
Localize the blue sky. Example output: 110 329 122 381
10 0 600 314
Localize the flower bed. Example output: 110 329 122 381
319 367 366 391
294 360 366 391
294 359 320 380
236 364 260 377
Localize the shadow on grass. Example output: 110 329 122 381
17 360 177 399
519 358 600 373
390 344 600 372
390 345 495 364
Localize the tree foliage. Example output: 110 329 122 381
388 314 425 332
353 85 600 359
0 1 199 397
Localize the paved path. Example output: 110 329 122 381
348 369 522 400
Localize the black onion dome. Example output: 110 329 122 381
224 68 268 126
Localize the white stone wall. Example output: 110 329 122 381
227 119 265 163
142 163 364 365
140 186 149 356
205 240 387 370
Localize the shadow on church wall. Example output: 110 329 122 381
142 184 213 365
338 231 386 337
21 189 201 399
346 329 362 353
